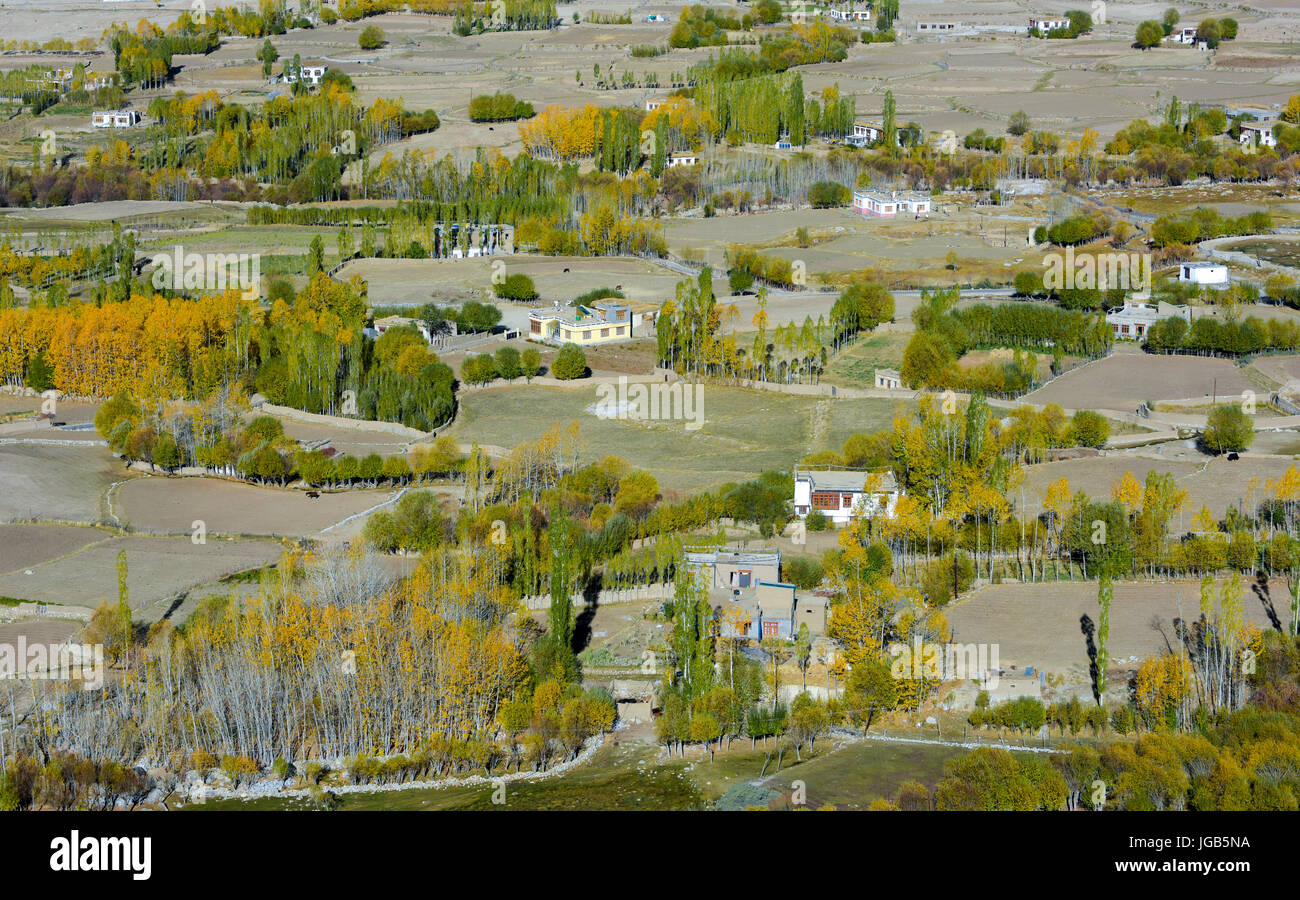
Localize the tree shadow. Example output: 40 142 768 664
572 573 602 654
1251 571 1282 632
1080 613 1099 705
161 591 187 621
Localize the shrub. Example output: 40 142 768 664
358 25 385 49
1201 404 1253 454
494 345 521 380
807 180 850 208
552 343 588 380
493 273 537 302
1068 410 1110 448
921 553 975 604
468 92 535 122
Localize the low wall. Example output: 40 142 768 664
521 583 672 611
255 402 427 439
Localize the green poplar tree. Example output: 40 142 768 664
1096 571 1112 705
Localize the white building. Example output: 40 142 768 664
853 189 931 217
916 21 961 33
666 151 698 167
1028 17 1070 33
828 7 873 22
91 109 140 128
1179 261 1229 288
1170 26 1199 44
46 67 74 92
874 368 903 389
1105 299 1192 340
794 467 900 527
645 96 668 112
851 119 884 145
284 64 328 86
1240 120 1277 149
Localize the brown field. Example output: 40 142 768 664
0 444 124 524
0 398 99 427
666 201 1045 288
271 418 416 459
6 0 1294 169
946 578 1290 692
1017 450 1297 518
0 617 82 649
0 532 283 612
0 523 109 574
1023 351 1258 412
342 255 682 318
114 476 396 537
1091 183 1300 225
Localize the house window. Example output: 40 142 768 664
841 493 854 507
811 491 838 509
601 328 609 338
530 320 541 333
616 326 625 336
762 621 779 638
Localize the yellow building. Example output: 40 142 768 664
528 300 633 345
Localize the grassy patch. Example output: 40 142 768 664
1225 238 1300 268
447 383 825 493
824 331 911 389
196 735 967 811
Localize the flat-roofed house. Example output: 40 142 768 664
528 300 634 345
1178 261 1229 287
847 118 885 147
916 21 961 33
284 64 328 86
685 548 781 592
853 189 931 217
1105 299 1192 340
1028 17 1070 32
874 367 903 389
828 7 872 22
793 467 900 526
1240 120 1278 149
91 109 141 128
666 151 698 167
687 547 831 639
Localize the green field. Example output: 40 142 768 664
198 736 963 811
823 332 911 389
1225 237 1300 269
447 384 904 493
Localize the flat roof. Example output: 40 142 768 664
685 548 780 566
797 468 898 492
